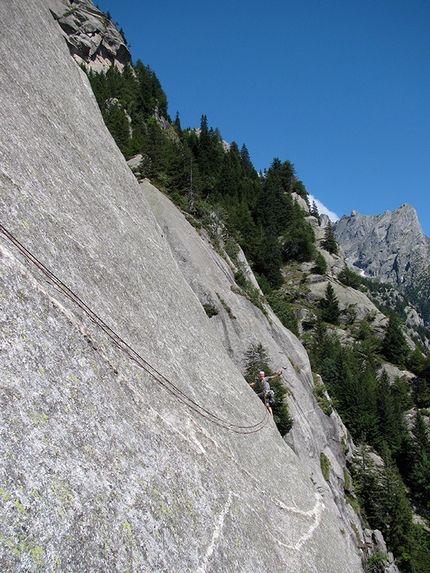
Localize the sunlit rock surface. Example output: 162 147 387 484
0 1 366 571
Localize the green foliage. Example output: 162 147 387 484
409 347 426 376
364 552 389 573
357 318 372 340
320 282 340 325
405 278 430 329
282 215 316 263
313 251 327 275
310 200 321 224
320 452 331 481
202 303 219 318
409 524 430 573
382 316 410 368
244 343 270 384
87 60 168 162
88 56 320 290
311 331 375 444
411 376 430 409
63 8 78 17
102 100 130 151
403 411 430 513
244 343 293 436
270 375 294 436
351 445 416 572
308 313 430 569
224 237 240 262
321 221 339 255
233 268 266 313
338 265 362 288
376 370 409 455
313 383 333 416
267 294 299 336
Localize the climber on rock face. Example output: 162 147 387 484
249 370 282 416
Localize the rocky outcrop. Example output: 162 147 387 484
50 0 131 72
334 205 430 285
334 205 430 325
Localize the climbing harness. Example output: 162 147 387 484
1 223 269 434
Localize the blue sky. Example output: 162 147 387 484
95 0 430 235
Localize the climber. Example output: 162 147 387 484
249 370 282 416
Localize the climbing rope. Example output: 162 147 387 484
1 223 270 434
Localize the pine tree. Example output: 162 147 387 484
338 265 361 288
257 161 294 235
382 316 410 368
409 411 430 511
320 282 340 325
313 251 327 275
173 111 182 134
281 200 316 263
103 102 130 152
244 342 270 383
140 118 167 179
310 200 321 224
376 369 399 452
244 343 293 435
378 447 414 567
352 445 414 569
261 233 283 289
321 221 338 255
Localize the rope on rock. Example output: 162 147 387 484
1 223 269 434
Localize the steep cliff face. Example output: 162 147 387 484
334 205 430 325
0 1 368 572
334 205 429 285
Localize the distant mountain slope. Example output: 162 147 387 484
334 204 430 326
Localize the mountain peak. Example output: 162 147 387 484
334 204 430 325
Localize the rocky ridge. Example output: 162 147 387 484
334 204 430 326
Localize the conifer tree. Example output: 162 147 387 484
321 221 339 255
173 111 182 134
244 343 293 435
310 200 321 224
382 316 410 368
281 200 316 263
338 265 361 288
244 342 270 383
261 233 283 289
353 445 414 569
313 251 327 275
310 315 329 370
239 144 255 178
103 102 130 152
320 282 340 325
376 369 400 452
409 411 430 511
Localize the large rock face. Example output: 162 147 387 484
334 205 430 325
0 1 367 571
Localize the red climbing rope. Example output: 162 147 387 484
1 223 270 434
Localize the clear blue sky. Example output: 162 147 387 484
95 0 430 236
